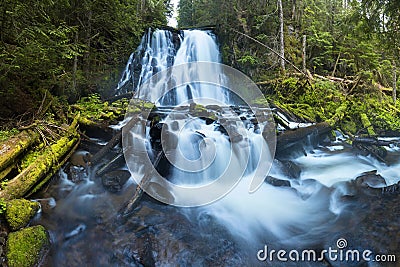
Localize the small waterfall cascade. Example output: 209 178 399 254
115 29 230 106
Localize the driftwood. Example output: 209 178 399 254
121 151 164 217
90 115 143 166
277 122 331 146
353 137 392 147
90 131 122 165
0 118 79 200
96 153 125 176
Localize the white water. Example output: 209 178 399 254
122 29 400 247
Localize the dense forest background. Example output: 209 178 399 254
0 0 171 123
179 0 399 84
0 0 399 131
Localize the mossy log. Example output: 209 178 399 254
0 120 79 200
0 130 39 174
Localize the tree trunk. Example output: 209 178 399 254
291 0 296 21
393 60 397 104
72 31 79 96
302 35 307 72
278 0 285 71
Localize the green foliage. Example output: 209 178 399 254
0 0 170 120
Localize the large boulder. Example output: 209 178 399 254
6 225 49 267
5 199 40 231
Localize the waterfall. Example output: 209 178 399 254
32 28 400 265
120 28 400 249
116 29 230 106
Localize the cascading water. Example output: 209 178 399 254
33 29 400 266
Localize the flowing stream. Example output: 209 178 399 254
33 29 400 266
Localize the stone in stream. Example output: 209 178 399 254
5 199 40 231
273 159 301 179
161 130 178 152
101 170 131 193
150 122 166 142
355 170 387 188
67 166 88 184
265 176 291 187
70 151 92 167
170 120 179 131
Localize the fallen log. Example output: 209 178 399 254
0 119 79 200
276 122 332 157
0 130 39 174
277 122 331 146
120 150 164 217
90 131 122 165
353 137 392 147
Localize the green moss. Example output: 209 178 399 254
340 120 358 135
265 76 400 134
0 198 6 215
5 199 40 231
0 130 39 172
6 225 49 267
360 113 376 136
189 103 210 117
0 133 78 200
0 129 19 142
73 94 130 124
19 143 45 171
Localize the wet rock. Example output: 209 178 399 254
170 120 179 131
229 132 243 143
276 122 332 158
161 130 179 152
274 160 301 179
102 170 131 193
67 166 88 183
353 143 387 162
5 199 40 231
150 122 166 142
206 104 221 111
381 181 400 194
70 151 92 167
265 176 291 187
200 117 215 125
355 170 387 188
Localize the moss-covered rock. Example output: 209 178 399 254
5 199 40 231
6 225 49 267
